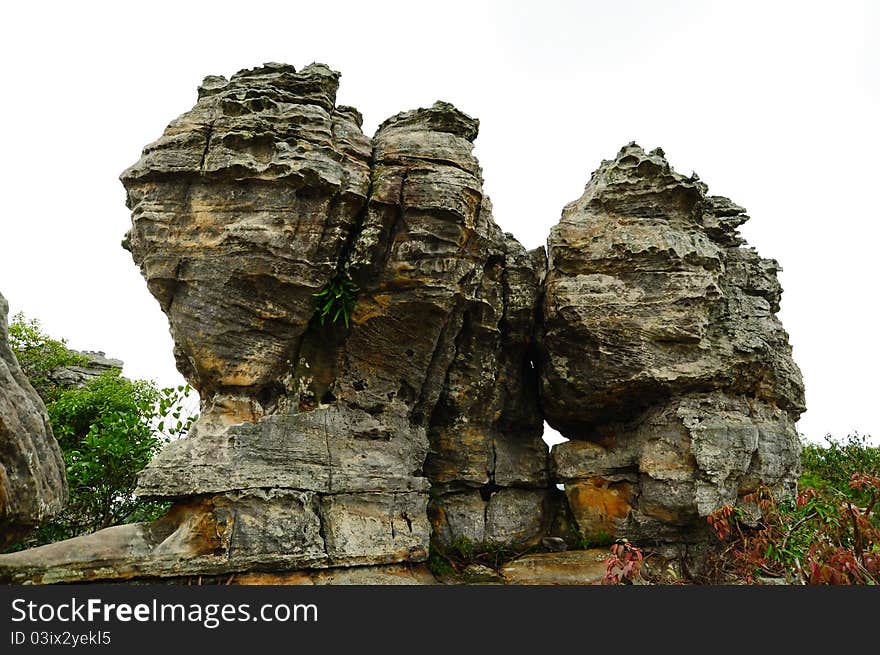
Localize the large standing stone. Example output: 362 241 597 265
0 292 67 548
541 144 805 544
121 62 371 406
0 72 548 583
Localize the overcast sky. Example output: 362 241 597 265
1 1 876 444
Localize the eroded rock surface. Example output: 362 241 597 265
121 62 371 402
0 70 804 584
1 64 549 583
47 351 123 389
0 292 67 547
500 549 610 585
133 93 551 563
541 144 805 545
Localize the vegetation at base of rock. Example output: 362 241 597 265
312 272 358 328
701 433 879 584
428 537 543 578
7 314 88 400
427 547 456 579
602 539 644 585
575 530 615 550
4 315 195 552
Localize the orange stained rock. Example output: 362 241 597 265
565 478 633 539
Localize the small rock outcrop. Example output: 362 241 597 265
0 292 67 548
47 351 123 389
0 67 804 584
541 144 805 544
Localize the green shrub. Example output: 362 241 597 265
800 433 880 504
7 313 88 401
41 371 193 538
5 315 195 551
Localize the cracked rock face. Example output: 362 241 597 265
121 63 371 402
0 69 805 584
0 64 548 583
0 291 67 547
541 144 804 429
424 234 550 550
542 144 805 544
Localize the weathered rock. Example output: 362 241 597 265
541 536 568 552
0 71 807 583
121 62 371 403
133 98 551 560
122 67 444 573
429 488 550 549
542 144 804 544
500 549 609 585
424 236 547 491
47 351 123 388
0 489 428 583
623 392 800 541
231 564 437 585
1 72 550 582
318 492 429 566
302 100 548 549
563 479 633 541
552 439 636 481
458 563 504 584
136 406 429 497
0 490 324 583
0 292 67 547
541 143 804 430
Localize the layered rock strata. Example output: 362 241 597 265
123 64 442 574
419 213 550 551
46 350 124 389
0 292 67 548
541 144 805 544
0 67 804 584
121 62 372 402
0 63 549 582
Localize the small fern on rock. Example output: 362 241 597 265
313 272 358 328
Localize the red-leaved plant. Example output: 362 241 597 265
705 470 879 585
602 539 643 585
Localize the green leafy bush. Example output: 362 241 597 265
6 315 195 551
41 372 193 539
7 313 88 400
800 433 880 502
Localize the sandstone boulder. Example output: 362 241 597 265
0 71 806 584
121 62 371 404
541 144 805 544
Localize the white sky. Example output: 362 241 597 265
0 1 876 444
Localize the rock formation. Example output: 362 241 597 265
0 65 804 584
46 350 124 389
0 292 67 548
121 62 371 403
542 144 805 545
